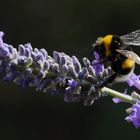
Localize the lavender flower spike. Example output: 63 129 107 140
0 31 112 106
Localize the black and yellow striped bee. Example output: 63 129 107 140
93 29 140 84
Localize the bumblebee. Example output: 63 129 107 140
93 29 140 84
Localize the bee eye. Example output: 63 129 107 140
114 39 119 45
118 42 121 45
112 36 122 48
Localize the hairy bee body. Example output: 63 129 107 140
93 30 140 84
111 55 135 83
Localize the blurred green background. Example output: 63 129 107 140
0 0 140 139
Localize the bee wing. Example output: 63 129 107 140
116 49 140 65
120 29 140 46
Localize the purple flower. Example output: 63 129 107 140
67 79 78 87
92 51 104 74
92 60 103 74
125 101 140 128
78 67 88 80
126 73 140 90
94 51 100 60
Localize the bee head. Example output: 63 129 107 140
93 35 123 59
111 35 122 50
92 37 105 59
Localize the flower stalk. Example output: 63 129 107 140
101 87 138 104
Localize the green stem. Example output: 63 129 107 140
101 87 138 104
